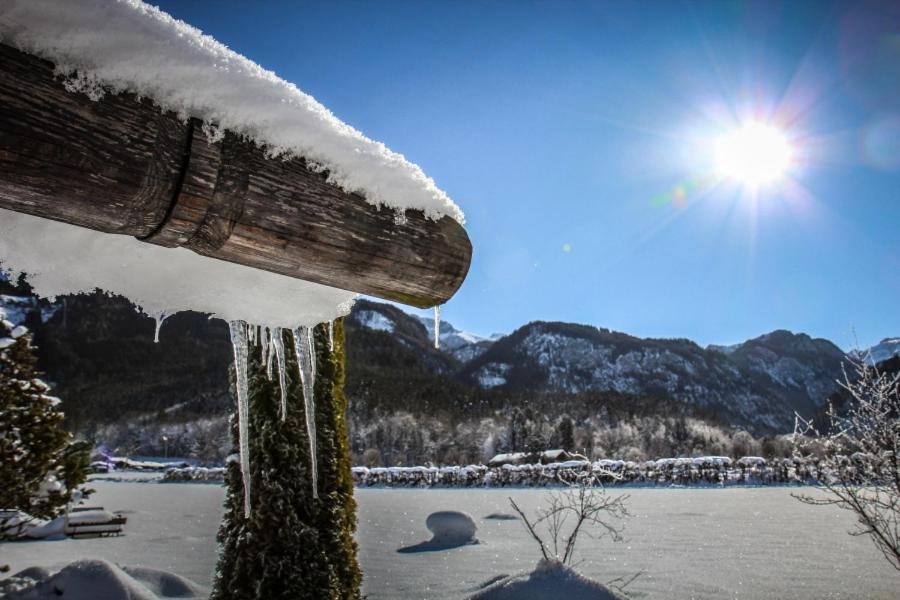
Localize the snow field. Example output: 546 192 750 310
3 481 898 599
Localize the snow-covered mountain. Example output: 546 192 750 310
458 322 848 432
711 330 847 416
415 314 496 362
0 276 870 435
349 300 497 362
270 302 860 432
857 338 900 366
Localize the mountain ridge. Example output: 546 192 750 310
1 276 891 437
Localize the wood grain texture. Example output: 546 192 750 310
0 44 471 307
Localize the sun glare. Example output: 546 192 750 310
714 122 794 186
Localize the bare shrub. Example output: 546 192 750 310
508 474 629 566
793 358 900 571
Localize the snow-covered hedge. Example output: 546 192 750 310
158 454 875 487
162 467 225 482
161 466 226 483
350 456 846 488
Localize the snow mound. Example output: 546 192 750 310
121 566 208 599
3 559 207 600
470 560 629 600
397 510 478 553
426 510 477 544
484 512 518 521
0 0 462 224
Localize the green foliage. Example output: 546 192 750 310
212 321 361 600
0 322 90 537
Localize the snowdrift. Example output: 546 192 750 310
0 559 207 600
470 560 628 600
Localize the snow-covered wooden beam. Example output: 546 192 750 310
0 44 471 308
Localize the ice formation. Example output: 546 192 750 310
228 321 252 518
153 314 166 344
266 334 275 380
271 328 288 421
292 326 318 498
434 305 441 349
0 0 462 224
259 327 269 370
328 321 335 352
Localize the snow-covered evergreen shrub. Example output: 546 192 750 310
211 321 361 599
0 317 90 540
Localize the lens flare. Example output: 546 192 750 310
714 122 794 186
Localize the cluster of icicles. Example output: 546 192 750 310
153 307 441 519
227 321 332 518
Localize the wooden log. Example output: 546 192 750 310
0 44 471 308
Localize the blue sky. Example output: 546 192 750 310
155 0 899 349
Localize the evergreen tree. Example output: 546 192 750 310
508 407 527 452
0 318 90 539
212 321 361 600
555 416 575 452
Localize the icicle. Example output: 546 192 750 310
260 327 269 369
271 328 288 421
292 326 318 498
307 327 316 384
433 305 441 349
328 320 334 352
228 320 252 518
153 313 167 343
266 335 275 380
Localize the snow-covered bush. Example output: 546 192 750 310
509 478 629 566
794 358 900 571
0 315 90 541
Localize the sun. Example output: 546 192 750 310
714 122 794 186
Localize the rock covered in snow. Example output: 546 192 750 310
426 510 477 544
470 559 628 600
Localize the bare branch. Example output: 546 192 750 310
792 354 900 571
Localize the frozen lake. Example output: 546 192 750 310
2 479 897 599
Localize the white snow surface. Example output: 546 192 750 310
0 0 462 224
4 482 900 599
0 209 356 328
